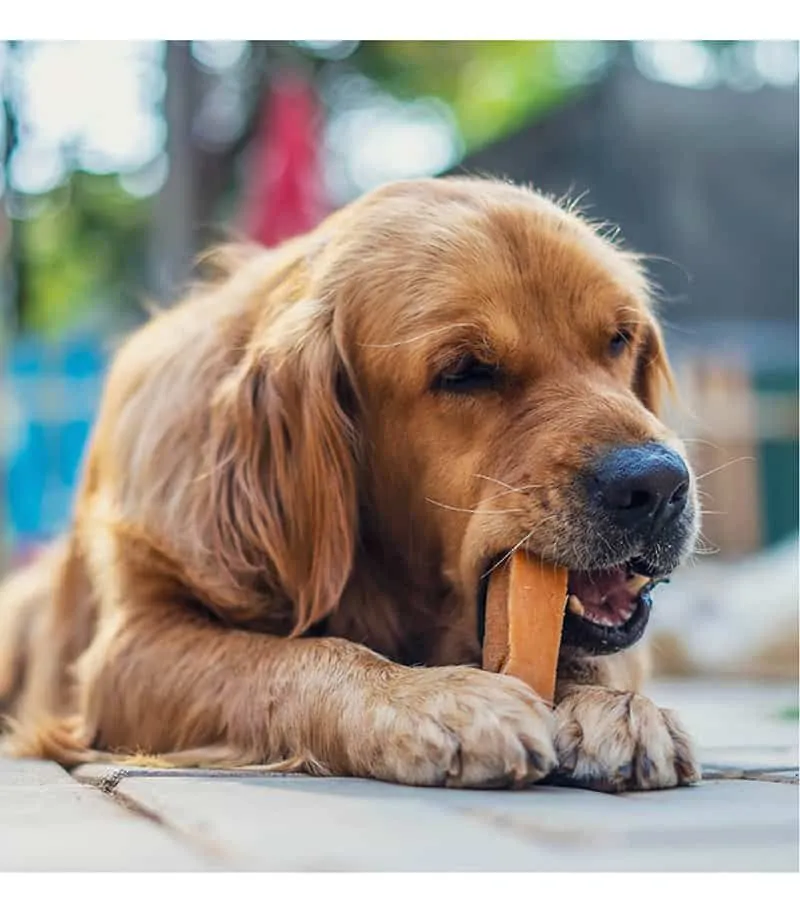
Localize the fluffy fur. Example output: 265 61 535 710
0 177 700 790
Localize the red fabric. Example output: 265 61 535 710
240 73 328 247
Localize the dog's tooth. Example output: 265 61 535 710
627 573 651 592
567 594 585 616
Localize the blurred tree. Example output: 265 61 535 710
2 40 795 336
17 172 151 335
2 40 25 336
2 41 156 335
353 41 569 150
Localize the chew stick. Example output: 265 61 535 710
482 553 568 704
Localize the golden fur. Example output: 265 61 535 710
0 177 699 790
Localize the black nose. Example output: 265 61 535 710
590 443 690 534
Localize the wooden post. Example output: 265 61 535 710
672 355 762 558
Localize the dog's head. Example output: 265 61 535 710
214 177 699 654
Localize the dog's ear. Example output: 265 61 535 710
634 317 675 417
208 298 358 636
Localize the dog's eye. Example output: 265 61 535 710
608 329 633 358
433 355 500 394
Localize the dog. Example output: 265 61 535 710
0 177 701 791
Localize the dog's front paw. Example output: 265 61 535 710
551 686 700 792
357 667 557 789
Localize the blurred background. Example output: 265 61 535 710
0 40 797 680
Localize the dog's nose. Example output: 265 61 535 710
590 443 690 534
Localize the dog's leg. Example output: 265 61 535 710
549 646 700 792
35 589 557 788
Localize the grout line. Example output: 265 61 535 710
72 766 234 866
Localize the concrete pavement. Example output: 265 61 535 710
1 679 797 871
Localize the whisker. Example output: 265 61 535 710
478 512 562 580
473 474 543 493
695 456 755 482
693 533 721 556
424 498 527 515
484 486 536 502
681 437 725 451
481 530 537 580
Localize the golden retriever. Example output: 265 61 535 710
0 177 700 791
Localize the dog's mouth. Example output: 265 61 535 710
478 556 665 657
560 559 660 654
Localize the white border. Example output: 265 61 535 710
0 872 799 895
0 2 798 40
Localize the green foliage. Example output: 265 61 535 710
16 171 151 336
353 41 571 151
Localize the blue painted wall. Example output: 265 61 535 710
2 338 107 550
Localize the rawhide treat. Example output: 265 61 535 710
482 552 568 704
